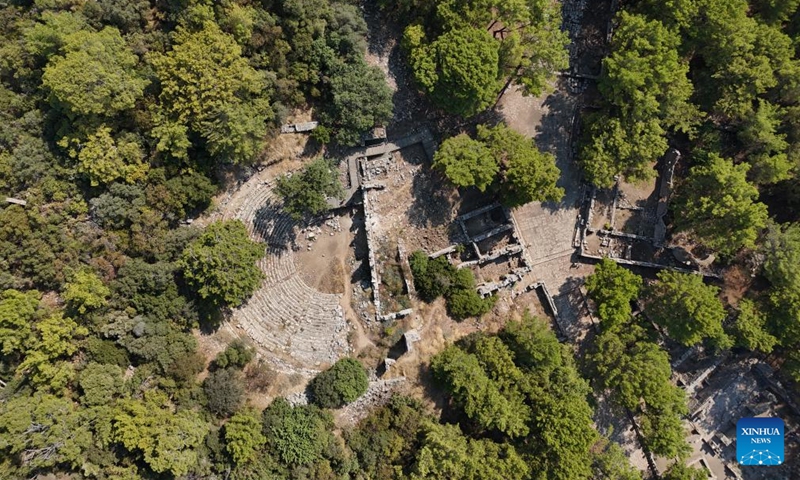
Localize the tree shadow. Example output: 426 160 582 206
534 83 584 214
253 200 297 251
406 167 456 229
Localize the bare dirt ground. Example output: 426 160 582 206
295 215 354 295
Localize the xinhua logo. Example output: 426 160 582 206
737 417 784 466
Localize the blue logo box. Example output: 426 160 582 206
737 417 784 466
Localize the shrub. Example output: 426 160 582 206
309 358 368 409
214 339 255 369
409 250 495 319
262 397 333 466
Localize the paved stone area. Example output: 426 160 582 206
502 85 586 294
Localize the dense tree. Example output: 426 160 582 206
732 298 778 353
275 157 344 220
585 259 642 328
763 222 800 292
646 271 729 348
661 461 708 480
409 251 495 319
180 220 264 308
23 10 88 59
346 396 428 479
42 27 148 117
18 311 88 391
204 368 246 417
586 263 690 458
496 0 570 99
581 12 697 187
261 397 332 466
309 357 368 409
477 123 564 206
432 344 531 437
0 393 91 475
151 21 272 164
0 288 39 356
112 392 209 477
763 223 800 343
689 0 794 121
411 422 529 480
63 267 110 314
325 58 393 145
600 13 697 132
738 100 794 184
590 326 690 458
78 362 123 406
433 134 497 192
592 438 642 480
60 125 149 187
507 324 597 480
398 0 568 113
676 155 769 256
225 407 267 465
405 26 500 117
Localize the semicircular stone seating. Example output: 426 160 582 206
221 178 350 373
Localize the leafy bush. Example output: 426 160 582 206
409 250 495 319
275 158 344 220
214 340 255 370
309 358 368 409
261 397 333 466
85 338 130 367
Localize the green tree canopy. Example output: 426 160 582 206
214 339 255 370
689 0 794 121
478 123 564 206
763 223 800 344
24 10 87 59
275 157 344 220
204 368 246 417
431 344 531 438
677 155 769 257
61 126 149 187
0 289 40 357
585 259 643 329
78 362 123 406
225 407 267 465
600 12 697 132
261 397 333 466
326 58 393 145
738 100 794 185
0 393 91 475
112 392 209 477
63 267 110 314
590 326 690 458
434 123 563 205
433 134 497 192
411 422 529 480
17 311 88 391
409 251 495 319
580 12 697 187
646 271 729 348
405 26 500 117
151 21 272 164
346 395 429 479
179 220 265 308
732 298 778 353
42 27 148 117
309 357 369 409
